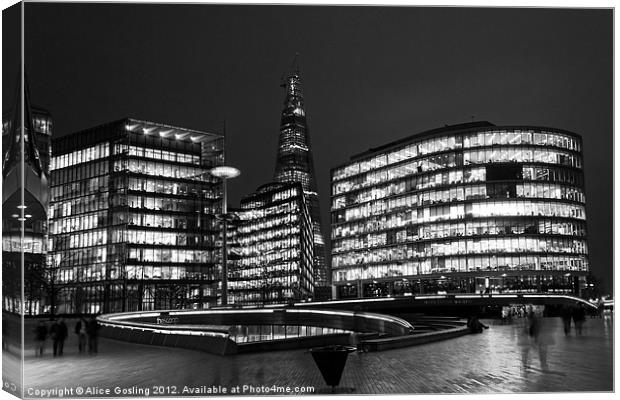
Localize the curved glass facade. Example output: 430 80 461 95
330 122 588 299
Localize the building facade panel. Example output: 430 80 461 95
229 182 314 305
330 122 588 299
49 118 224 313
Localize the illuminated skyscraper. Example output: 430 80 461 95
273 60 328 289
48 118 224 313
228 182 315 305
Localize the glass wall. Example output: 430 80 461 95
229 183 314 305
330 125 588 298
49 119 224 313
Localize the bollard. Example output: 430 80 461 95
309 345 356 393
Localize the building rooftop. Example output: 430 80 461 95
342 121 582 167
350 121 496 161
52 117 224 155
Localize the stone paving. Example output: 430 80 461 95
2 315 614 397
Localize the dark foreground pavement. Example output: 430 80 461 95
3 315 613 397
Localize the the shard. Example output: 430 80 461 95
273 57 329 288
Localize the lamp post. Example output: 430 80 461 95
210 166 240 307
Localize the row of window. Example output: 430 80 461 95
238 237 302 257
332 218 587 241
332 182 585 210
237 206 301 235
237 224 301 246
333 164 583 196
128 177 220 199
50 175 109 202
127 212 213 230
333 148 581 192
124 265 218 281
125 145 200 164
239 248 304 266
126 195 215 214
273 170 312 192
333 129 580 180
230 264 312 284
50 160 109 187
332 254 588 282
122 159 213 181
334 199 586 225
3 236 45 254
125 230 212 247
128 247 216 264
51 142 110 170
243 187 303 209
332 237 587 267
49 247 111 268
58 264 219 283
49 212 107 235
332 205 586 240
50 193 109 219
228 276 302 291
50 229 108 250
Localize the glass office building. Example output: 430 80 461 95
2 78 52 315
228 182 314 305
49 118 224 313
331 122 588 299
273 63 328 289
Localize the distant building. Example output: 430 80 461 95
228 182 314 305
48 118 224 313
2 74 51 315
331 122 588 299
273 60 329 290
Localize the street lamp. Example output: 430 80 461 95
210 166 241 307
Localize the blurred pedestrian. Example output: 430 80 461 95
596 300 605 318
572 302 586 335
75 317 87 353
50 319 68 356
34 320 47 357
86 316 100 354
560 304 573 336
2 316 8 351
527 308 553 370
501 308 508 324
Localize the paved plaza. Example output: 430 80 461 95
3 315 614 396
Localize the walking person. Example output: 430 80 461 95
86 316 100 354
50 319 68 356
49 320 59 356
560 304 573 336
527 307 553 371
34 320 48 357
75 317 87 353
572 302 587 335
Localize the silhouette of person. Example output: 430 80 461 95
50 319 68 356
86 316 100 354
560 304 573 336
572 302 586 335
75 317 87 353
34 320 48 357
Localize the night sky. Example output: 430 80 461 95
4 4 613 291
